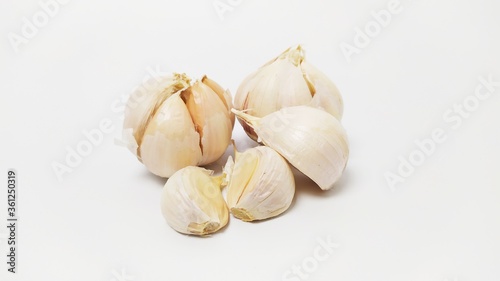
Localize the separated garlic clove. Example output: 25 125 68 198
122 73 234 177
225 145 295 221
232 106 349 191
234 45 343 141
160 166 229 236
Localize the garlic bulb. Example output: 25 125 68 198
234 45 343 141
122 73 234 177
232 106 349 191
160 166 229 236
225 146 295 221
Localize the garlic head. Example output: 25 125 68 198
122 73 234 177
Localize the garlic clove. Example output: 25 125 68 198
140 93 202 177
181 81 233 165
232 106 349 191
236 46 311 116
201 76 235 127
255 59 312 113
160 166 229 236
225 146 295 221
123 74 191 156
234 56 311 141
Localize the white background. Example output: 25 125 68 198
1 0 500 280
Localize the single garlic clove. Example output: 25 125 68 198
160 166 229 236
201 76 235 127
302 61 343 120
234 45 344 141
124 74 191 156
237 58 312 117
140 93 202 177
225 146 295 221
122 73 233 177
181 80 233 165
232 106 349 191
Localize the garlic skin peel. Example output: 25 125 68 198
160 166 229 236
225 146 295 221
234 45 343 141
122 73 234 177
232 106 349 191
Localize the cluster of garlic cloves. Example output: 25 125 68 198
122 73 234 178
123 45 350 237
160 144 295 235
234 45 344 141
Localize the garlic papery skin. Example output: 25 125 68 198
160 166 229 236
234 45 343 141
122 73 234 177
225 146 295 221
232 106 349 191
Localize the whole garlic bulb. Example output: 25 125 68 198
234 45 343 141
225 146 295 221
122 73 234 178
232 106 349 191
160 166 229 236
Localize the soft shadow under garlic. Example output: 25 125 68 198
138 168 167 187
291 166 350 198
